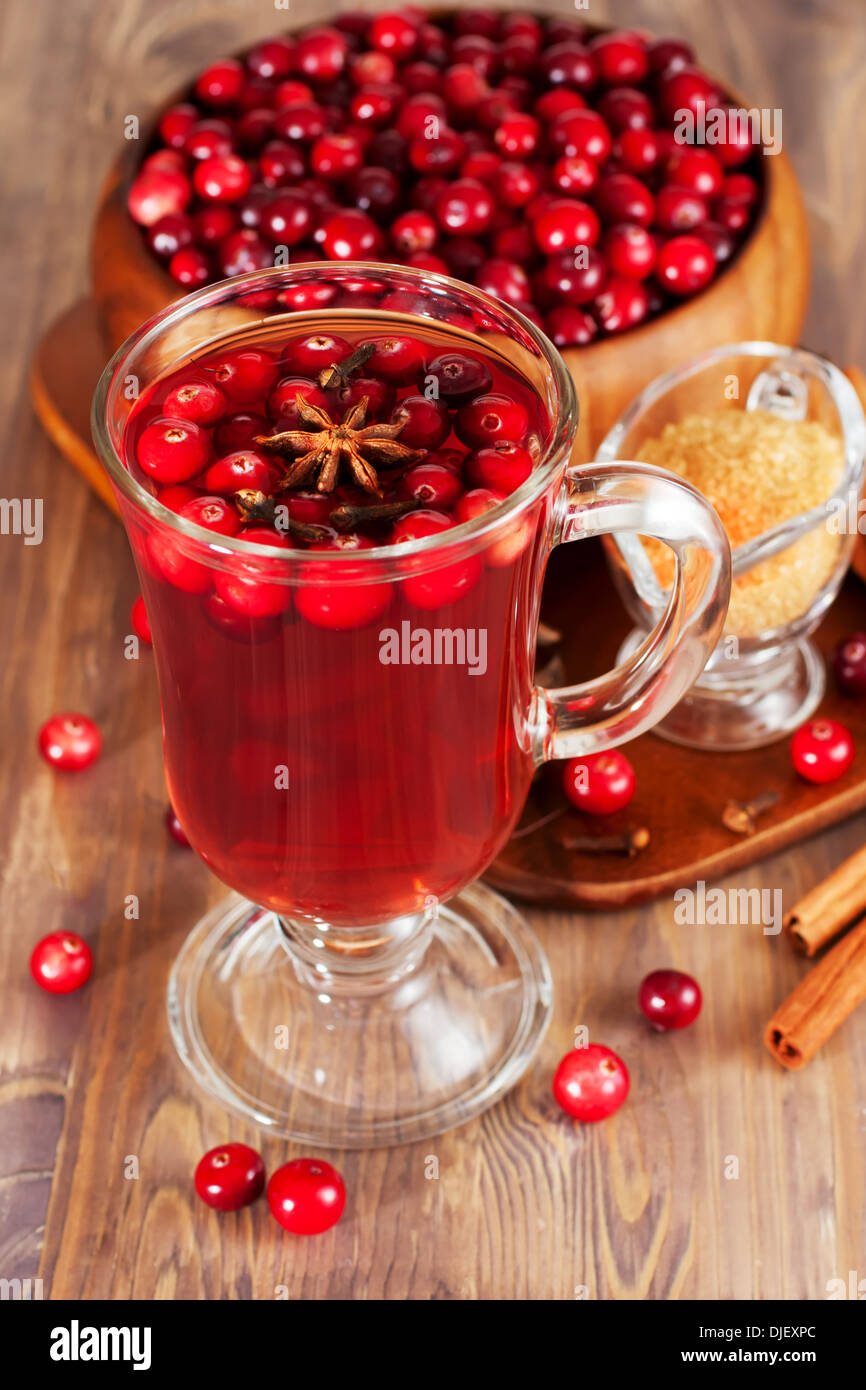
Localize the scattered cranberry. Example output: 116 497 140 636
30 932 93 994
553 1044 630 1122
38 714 102 771
833 632 866 694
131 595 152 645
639 969 702 1030
563 750 636 815
267 1157 346 1235
195 1143 265 1211
790 719 855 784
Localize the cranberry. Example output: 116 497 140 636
159 103 198 149
563 750 636 814
492 223 535 263
435 178 494 236
589 31 649 85
165 804 191 846
598 86 654 131
439 236 486 279
156 483 201 512
494 112 540 158
146 212 194 259
615 127 660 174
351 164 400 217
409 128 466 176
391 209 437 254
369 11 418 59
296 540 390 630
350 49 396 85
721 173 760 205
533 198 599 253
127 166 191 226
541 41 598 91
545 305 597 346
247 36 295 80
137 417 212 483
403 543 483 610
195 58 244 107
38 714 102 771
714 197 752 234
320 209 383 259
655 234 715 295
698 221 737 264
350 84 401 127
328 375 394 421
541 248 607 304
214 529 293 618
441 62 489 112
194 154 252 205
217 229 273 277
553 1044 630 1122
595 172 655 226
209 347 279 402
658 66 719 122
834 632 866 693
364 335 428 383
551 154 598 197
259 140 306 188
311 132 364 181
266 1157 346 1235
465 441 532 493
553 113 612 170
639 969 702 1031
258 191 313 247
273 102 328 144
168 247 210 287
424 351 492 408
30 931 93 994
204 450 278 496
130 594 152 646
295 26 348 81
791 718 855 784
267 377 330 426
665 147 723 197
390 395 451 449
535 87 585 122
392 508 452 544
648 37 695 76
195 1143 265 1211
163 379 227 426
655 185 708 232
456 393 529 448
714 106 757 167
476 257 530 306
603 223 656 279
399 462 463 508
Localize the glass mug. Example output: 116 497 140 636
92 265 730 1147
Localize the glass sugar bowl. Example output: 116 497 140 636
598 343 866 750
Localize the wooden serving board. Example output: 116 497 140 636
487 537 866 908
30 301 866 910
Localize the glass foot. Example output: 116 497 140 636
616 630 825 751
167 883 552 1149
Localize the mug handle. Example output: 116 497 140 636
530 461 731 763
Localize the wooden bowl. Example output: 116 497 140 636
90 58 811 465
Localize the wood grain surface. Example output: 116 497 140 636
3 0 866 1302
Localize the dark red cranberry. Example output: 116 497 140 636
217 229 273 276
247 36 296 80
592 277 650 333
409 128 466 175
655 185 708 232
550 109 611 163
597 86 653 131
834 632 866 693
545 305 598 346
236 108 276 152
648 37 695 76
424 351 493 407
295 26 349 81
260 191 314 246
595 172 655 226
273 102 328 143
259 139 306 187
390 395 451 449
541 248 607 304
146 212 194 259
658 66 719 121
213 412 267 453
351 164 400 217
328 375 394 421
714 196 752 233
639 969 702 1031
541 42 598 91
435 178 494 236
391 209 438 254
165 804 191 845
698 221 737 264
195 1143 266 1211
476 257 530 305
366 128 409 174
267 377 330 426
204 450 278 496
665 147 723 197
183 118 234 162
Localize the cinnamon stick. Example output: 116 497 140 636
783 843 866 956
765 918 866 1069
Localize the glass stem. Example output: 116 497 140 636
276 901 437 992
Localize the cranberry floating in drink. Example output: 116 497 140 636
93 264 729 1146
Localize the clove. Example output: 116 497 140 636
560 826 650 857
330 498 420 531
722 791 779 836
317 341 377 390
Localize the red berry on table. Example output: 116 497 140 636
195 1143 265 1211
639 969 702 1031
30 931 93 994
790 719 855 784
267 1157 346 1234
563 750 636 815
131 595 151 646
166 804 191 846
553 1044 630 1122
833 632 866 694
38 714 102 771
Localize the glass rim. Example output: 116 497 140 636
91 262 579 568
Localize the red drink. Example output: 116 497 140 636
121 306 553 925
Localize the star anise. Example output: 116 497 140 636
255 395 425 496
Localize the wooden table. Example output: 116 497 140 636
3 0 866 1301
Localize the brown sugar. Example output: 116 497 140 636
636 409 845 638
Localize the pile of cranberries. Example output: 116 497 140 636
127 10 762 346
